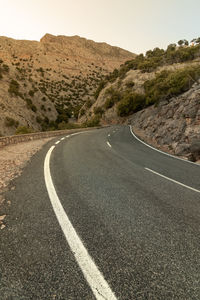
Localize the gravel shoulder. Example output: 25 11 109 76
0 138 53 228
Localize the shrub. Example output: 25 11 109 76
36 116 42 123
86 99 93 108
25 98 37 112
79 109 85 116
94 80 106 99
104 97 115 109
40 104 46 111
29 90 34 97
144 66 200 105
117 92 145 117
57 122 81 130
125 81 135 88
104 88 121 109
93 106 104 116
4 117 19 127
2 64 9 72
84 116 100 127
15 126 34 134
8 80 20 96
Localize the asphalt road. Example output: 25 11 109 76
0 125 200 299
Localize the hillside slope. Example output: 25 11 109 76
0 34 135 136
80 42 200 161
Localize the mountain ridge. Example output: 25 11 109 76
0 34 136 136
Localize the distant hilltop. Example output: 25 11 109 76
0 34 136 136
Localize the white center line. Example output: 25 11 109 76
55 141 60 145
61 137 65 140
44 146 117 300
107 141 112 148
108 134 110 137
145 167 200 193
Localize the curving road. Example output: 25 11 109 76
0 125 200 299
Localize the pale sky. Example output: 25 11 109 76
1 0 200 54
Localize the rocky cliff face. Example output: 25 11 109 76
0 34 135 135
80 59 200 162
128 84 200 162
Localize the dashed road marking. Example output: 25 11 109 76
107 141 112 148
145 167 200 193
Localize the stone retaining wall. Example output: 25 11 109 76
0 127 99 147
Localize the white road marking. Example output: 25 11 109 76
108 134 110 137
107 141 112 148
44 146 117 300
61 137 65 140
145 167 200 193
55 141 60 145
129 126 199 167
66 135 70 138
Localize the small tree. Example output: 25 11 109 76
178 40 184 46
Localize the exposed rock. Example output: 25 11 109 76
129 85 200 161
190 141 200 161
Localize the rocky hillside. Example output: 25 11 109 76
0 34 135 136
128 84 200 162
81 40 200 161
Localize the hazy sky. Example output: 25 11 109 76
1 0 200 54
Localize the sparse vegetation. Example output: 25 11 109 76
117 92 145 117
8 79 20 96
144 66 200 105
4 117 19 127
84 115 100 127
15 126 34 134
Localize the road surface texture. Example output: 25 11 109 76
0 125 200 299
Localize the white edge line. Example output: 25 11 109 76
145 167 200 193
44 146 117 300
61 137 65 140
55 141 60 145
107 141 112 148
129 125 199 167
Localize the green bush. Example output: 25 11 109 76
104 88 121 109
84 116 100 127
25 98 37 112
144 66 200 105
8 80 20 96
125 81 135 88
93 106 104 116
57 122 81 130
79 109 85 116
94 80 106 99
2 64 9 72
29 90 35 97
15 126 34 135
104 97 115 109
117 92 145 117
86 99 93 108
4 117 19 127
